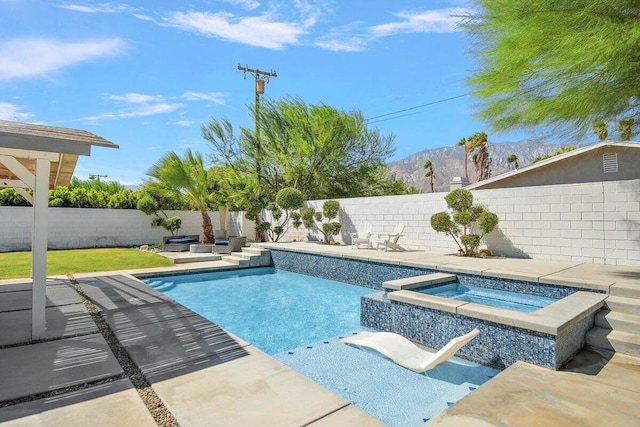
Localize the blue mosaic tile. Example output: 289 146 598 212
269 249 599 370
270 249 437 290
362 295 562 369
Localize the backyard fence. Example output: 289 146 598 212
1 178 638 266
295 178 640 267
0 208 254 252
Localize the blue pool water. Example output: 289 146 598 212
418 283 558 313
144 267 498 426
144 267 371 354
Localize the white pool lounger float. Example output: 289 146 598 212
341 328 480 373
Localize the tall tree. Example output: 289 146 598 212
593 121 609 141
423 159 435 192
469 132 491 181
145 150 215 244
506 154 519 170
202 97 397 200
457 137 473 179
464 1 640 137
617 118 635 141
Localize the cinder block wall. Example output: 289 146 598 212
0 208 254 251
290 178 640 267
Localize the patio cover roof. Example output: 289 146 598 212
0 120 118 340
0 120 118 189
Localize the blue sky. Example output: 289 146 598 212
0 0 539 185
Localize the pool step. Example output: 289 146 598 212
221 254 251 266
383 273 457 291
595 310 640 334
586 327 640 357
609 283 640 299
242 247 272 266
604 296 640 316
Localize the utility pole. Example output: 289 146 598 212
237 64 277 243
237 64 277 186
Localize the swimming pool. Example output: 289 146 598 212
417 283 558 313
143 267 370 354
143 267 498 426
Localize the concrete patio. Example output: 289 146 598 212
0 244 639 426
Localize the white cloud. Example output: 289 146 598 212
369 8 469 37
106 93 165 104
314 38 366 52
181 91 227 105
175 119 194 127
164 11 306 49
82 93 183 122
0 102 35 121
0 37 125 81
219 0 261 10
59 3 131 13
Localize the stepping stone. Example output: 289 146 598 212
0 303 97 346
0 285 81 312
77 275 170 312
0 333 122 402
102 301 198 331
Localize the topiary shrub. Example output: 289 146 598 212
262 187 305 242
300 200 342 244
431 188 498 256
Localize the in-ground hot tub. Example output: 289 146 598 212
363 272 607 370
416 282 558 313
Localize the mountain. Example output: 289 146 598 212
387 140 571 192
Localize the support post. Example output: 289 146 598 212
31 158 50 339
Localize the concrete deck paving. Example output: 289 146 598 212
0 243 639 426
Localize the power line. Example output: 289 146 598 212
365 93 469 123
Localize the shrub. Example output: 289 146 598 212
137 192 182 236
431 188 498 256
262 187 305 242
300 200 342 244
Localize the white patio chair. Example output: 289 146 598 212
371 223 405 251
350 223 373 249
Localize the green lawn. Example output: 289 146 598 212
0 248 174 280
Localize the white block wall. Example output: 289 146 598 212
0 208 254 251
290 178 640 267
2 178 637 266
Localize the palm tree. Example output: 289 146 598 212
593 120 608 141
469 132 490 181
423 159 435 192
507 154 519 170
617 118 635 141
146 149 215 243
457 137 472 178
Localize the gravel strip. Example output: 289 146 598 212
67 275 179 427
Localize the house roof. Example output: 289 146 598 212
0 120 119 189
467 140 640 190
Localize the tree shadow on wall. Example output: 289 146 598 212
484 228 531 259
338 209 357 245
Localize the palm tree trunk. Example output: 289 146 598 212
201 210 214 243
